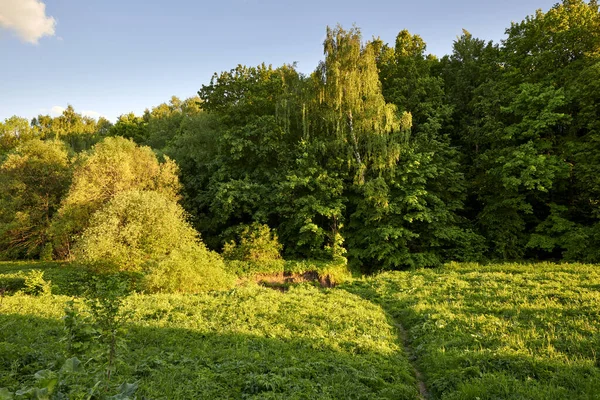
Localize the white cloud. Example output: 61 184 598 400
50 105 65 116
43 106 105 120
0 0 56 44
82 110 106 120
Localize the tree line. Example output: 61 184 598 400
2 0 600 272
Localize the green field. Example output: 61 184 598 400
1 262 600 399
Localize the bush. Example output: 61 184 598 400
74 190 233 293
223 223 284 276
49 136 180 259
284 259 354 286
39 244 53 262
143 247 235 293
22 269 52 296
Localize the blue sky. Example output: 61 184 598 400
1 0 558 122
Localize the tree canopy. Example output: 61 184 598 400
2 0 600 269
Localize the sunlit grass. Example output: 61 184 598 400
0 266 418 399
346 262 600 399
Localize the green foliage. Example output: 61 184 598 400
62 300 96 357
74 190 194 272
0 262 99 297
435 0 600 261
187 64 304 251
74 190 233 293
39 244 53 262
109 113 148 144
223 223 284 276
275 140 346 260
6 0 600 269
0 140 72 260
0 116 36 156
142 247 234 294
82 276 131 386
22 270 51 296
315 25 408 184
3 261 600 398
345 262 600 399
1 358 138 400
286 259 354 286
49 136 180 259
29 106 112 153
0 261 421 399
344 29 480 270
1 267 137 399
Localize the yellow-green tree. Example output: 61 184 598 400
0 140 72 259
50 136 180 258
74 190 233 293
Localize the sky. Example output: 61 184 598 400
0 0 559 123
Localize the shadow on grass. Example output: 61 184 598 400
341 277 600 400
0 312 420 399
0 262 93 297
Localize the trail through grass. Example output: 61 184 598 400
2 261 600 399
345 262 600 399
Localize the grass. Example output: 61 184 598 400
345 262 600 399
0 262 418 399
1 261 599 399
0 261 92 296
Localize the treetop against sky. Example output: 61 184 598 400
1 0 557 122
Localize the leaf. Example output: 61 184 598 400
117 382 138 396
105 382 138 400
0 388 14 400
60 357 82 374
32 388 50 400
32 370 58 394
14 387 35 397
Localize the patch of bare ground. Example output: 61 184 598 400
394 322 429 399
253 271 336 291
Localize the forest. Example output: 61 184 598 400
2 0 600 273
1 1 600 398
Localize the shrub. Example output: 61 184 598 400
39 244 53 262
74 190 233 293
284 259 353 286
49 136 180 259
143 247 235 293
22 269 52 296
223 223 284 276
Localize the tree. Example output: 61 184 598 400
110 113 148 144
451 0 600 259
0 116 36 156
144 96 203 150
344 29 482 269
0 140 72 259
313 25 405 184
74 190 234 293
188 63 304 250
50 136 180 259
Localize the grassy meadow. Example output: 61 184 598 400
1 261 599 399
346 263 600 399
0 262 418 399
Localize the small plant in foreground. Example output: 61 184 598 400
60 274 135 396
83 276 132 387
22 270 51 296
0 357 138 400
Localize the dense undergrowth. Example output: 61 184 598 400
1 262 599 399
0 262 418 399
346 262 600 399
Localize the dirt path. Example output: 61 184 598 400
393 321 429 400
